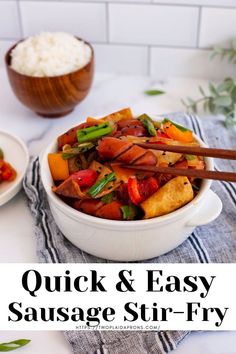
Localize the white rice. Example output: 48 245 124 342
10 32 92 77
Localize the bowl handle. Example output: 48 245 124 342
186 189 222 227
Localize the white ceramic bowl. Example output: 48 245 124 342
40 132 222 261
0 130 29 206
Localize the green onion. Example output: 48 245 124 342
137 114 157 136
101 192 114 204
144 89 165 96
153 121 161 129
121 205 138 220
77 123 113 143
0 148 4 160
192 184 200 191
0 339 30 352
185 154 196 161
62 143 94 159
162 118 191 132
88 172 116 198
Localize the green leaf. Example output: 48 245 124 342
203 99 209 112
186 97 195 105
232 38 236 50
0 339 30 352
225 116 236 128
213 45 223 54
208 98 216 114
209 82 218 97
0 148 4 160
228 51 236 62
199 85 206 97
217 79 234 93
191 103 197 113
181 98 188 107
144 89 165 96
213 95 232 107
230 86 236 101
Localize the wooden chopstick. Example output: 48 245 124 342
136 143 236 160
122 165 236 182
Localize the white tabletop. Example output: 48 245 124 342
0 67 235 353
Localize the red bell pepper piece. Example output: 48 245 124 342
70 169 98 188
128 176 159 204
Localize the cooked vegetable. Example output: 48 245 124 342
77 123 113 143
137 114 157 136
185 154 195 161
0 148 17 184
48 153 69 181
62 142 94 159
127 176 159 205
0 160 17 182
128 177 142 204
88 172 116 198
141 176 194 218
70 169 98 188
121 205 138 220
162 119 194 143
192 183 200 191
101 192 114 204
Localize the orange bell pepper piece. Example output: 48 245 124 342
163 121 194 143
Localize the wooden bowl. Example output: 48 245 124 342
5 38 94 118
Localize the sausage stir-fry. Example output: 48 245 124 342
48 108 205 220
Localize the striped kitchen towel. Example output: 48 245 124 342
23 113 236 354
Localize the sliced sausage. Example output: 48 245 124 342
97 137 132 160
96 201 123 220
117 119 143 129
134 151 157 166
116 145 145 164
121 126 146 137
74 199 103 216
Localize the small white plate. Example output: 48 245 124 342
0 131 29 206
